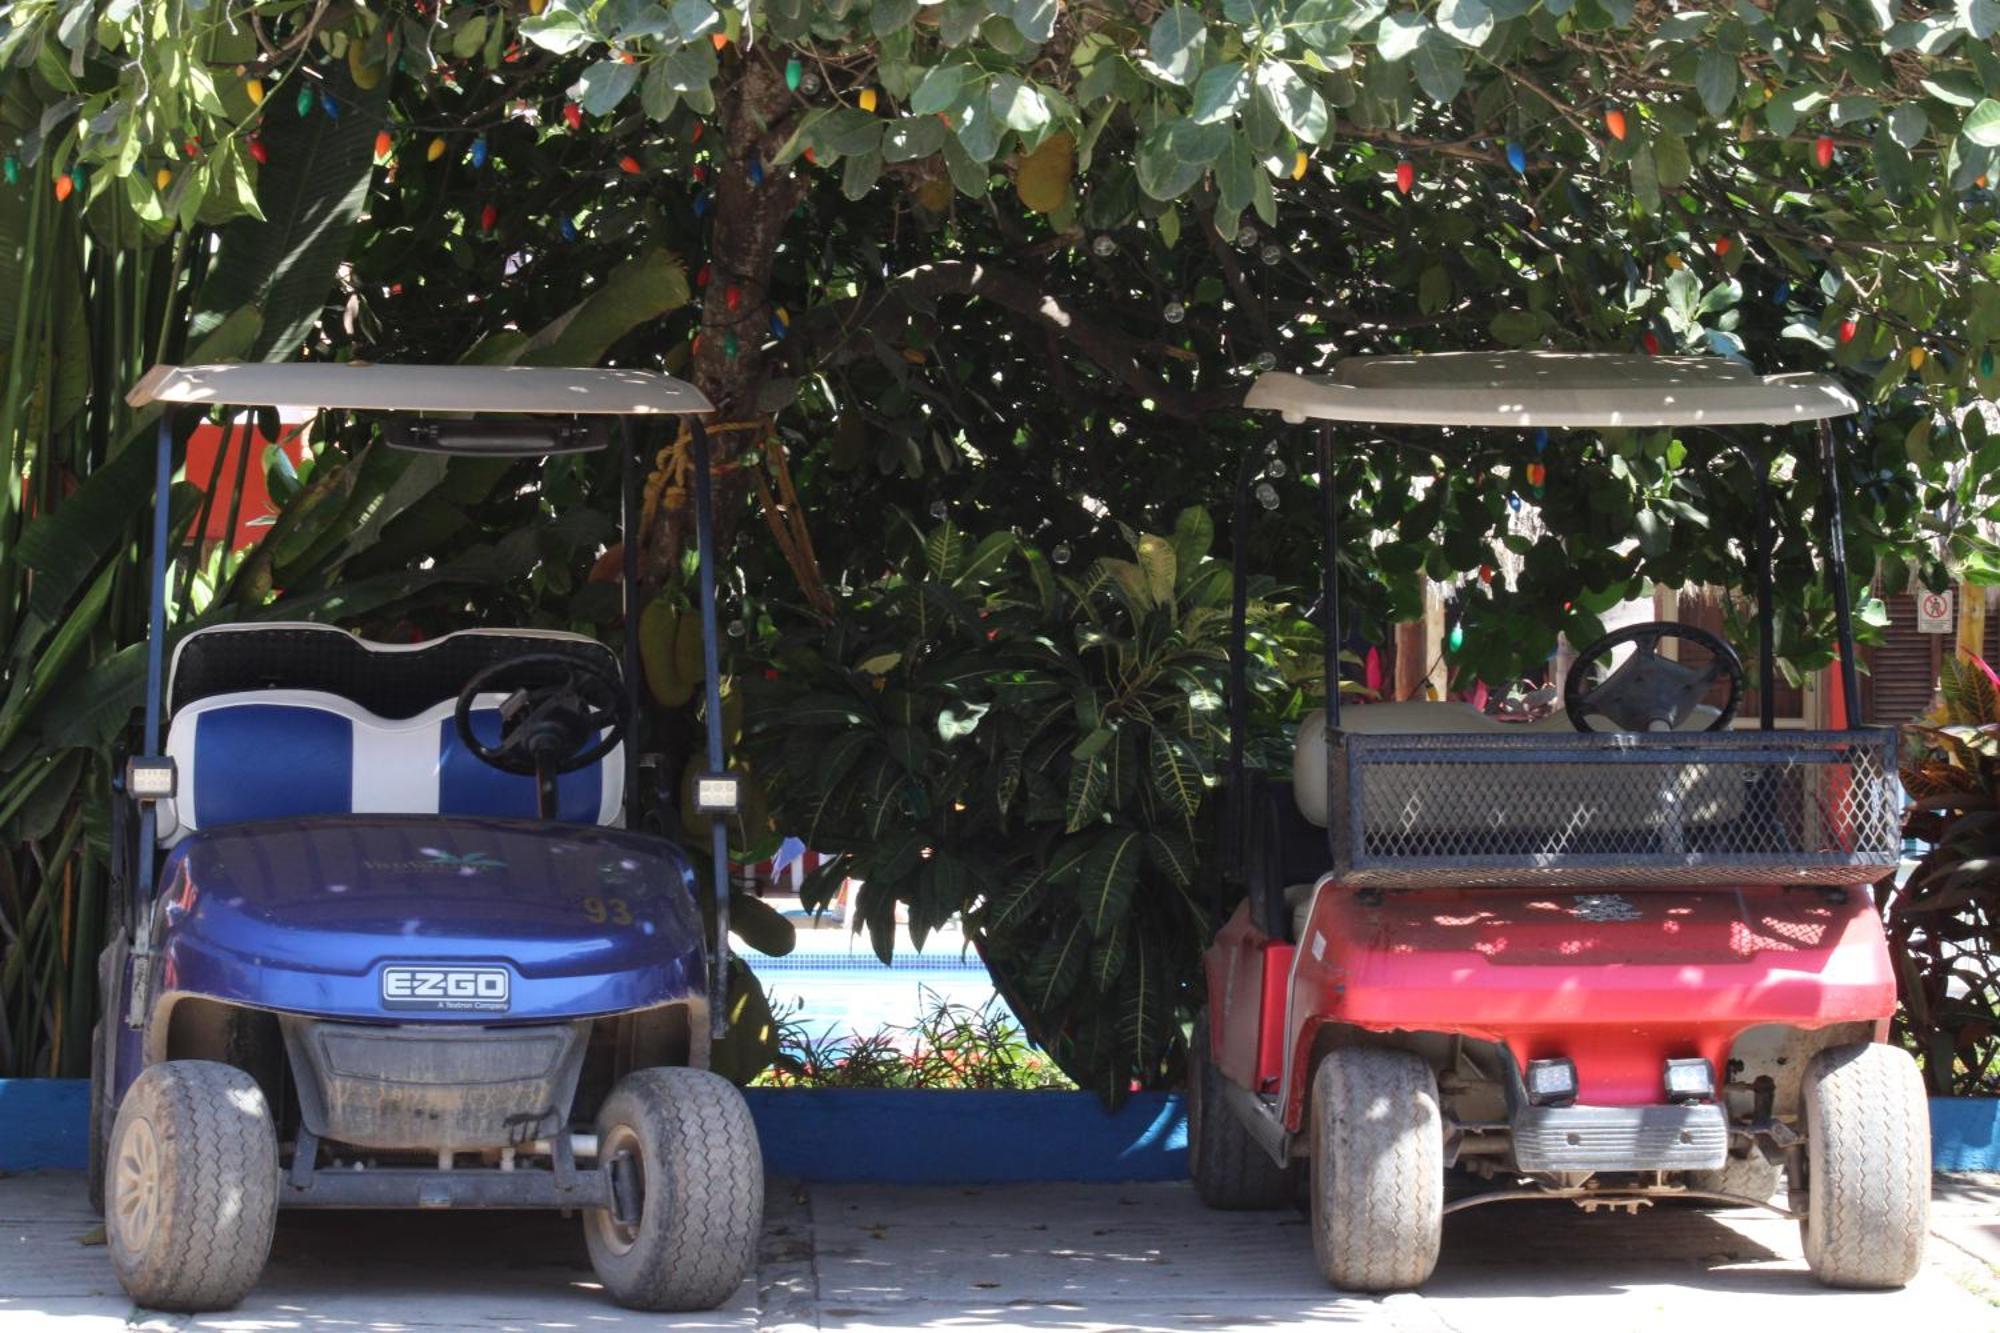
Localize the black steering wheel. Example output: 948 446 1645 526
453 653 628 778
1563 622 1744 733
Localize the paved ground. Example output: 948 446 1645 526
2 1171 1995 1331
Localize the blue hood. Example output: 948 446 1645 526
153 815 707 1023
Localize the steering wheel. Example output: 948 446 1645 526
453 653 629 777
1562 622 1744 733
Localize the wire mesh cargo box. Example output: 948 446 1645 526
1323 727 1901 888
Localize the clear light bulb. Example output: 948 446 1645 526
929 499 948 519
1254 351 1277 371
1235 224 1258 247
1051 542 1072 564
727 618 746 637
1256 481 1279 510
1265 456 1287 478
1163 301 1185 324
799 72 821 95
1259 243 1282 266
1091 234 1116 257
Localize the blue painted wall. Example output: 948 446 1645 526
2 1079 1993 1179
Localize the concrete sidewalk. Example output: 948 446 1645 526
3 1171 1995 1330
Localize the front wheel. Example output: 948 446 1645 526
106 1060 277 1312
585 1068 764 1311
1308 1047 1443 1292
1798 1042 1930 1289
1188 1009 1297 1209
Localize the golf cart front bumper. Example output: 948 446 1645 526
1508 1102 1729 1173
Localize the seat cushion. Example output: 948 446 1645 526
162 690 621 843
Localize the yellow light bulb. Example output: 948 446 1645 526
427 136 447 162
858 87 878 113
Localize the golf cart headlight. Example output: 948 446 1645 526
1525 1057 1577 1107
125 756 178 803
1664 1057 1714 1102
694 773 740 815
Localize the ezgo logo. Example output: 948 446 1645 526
380 965 511 1012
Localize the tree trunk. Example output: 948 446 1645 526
643 54 803 587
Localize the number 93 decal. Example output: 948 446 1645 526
582 896 635 926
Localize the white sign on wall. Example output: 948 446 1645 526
1916 590 1954 634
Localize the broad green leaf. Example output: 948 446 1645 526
883 115 948 161
1887 102 1929 149
1693 48 1735 120
1966 99 2000 148
1434 0 1493 47
1136 119 1227 199
1167 506 1214 573
1191 63 1249 124
574 61 639 116
1148 730 1202 822
1026 919 1090 1008
1077 829 1143 937
1376 11 1426 61
1146 5 1207 88
1065 753 1109 830
990 74 1051 133
1255 61 1329 143
912 63 980 115
1411 35 1465 103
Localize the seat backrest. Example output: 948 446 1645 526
159 690 621 844
169 622 620 718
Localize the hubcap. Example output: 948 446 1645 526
593 1123 645 1256
113 1116 163 1254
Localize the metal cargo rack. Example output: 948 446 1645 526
1324 727 1902 888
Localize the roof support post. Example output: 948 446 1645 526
1224 438 1262 905
619 418 643 823
689 416 732 1040
1753 448 1776 731
135 412 176 917
1817 417 1863 730
1320 423 1341 731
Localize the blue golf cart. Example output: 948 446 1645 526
90 363 760 1312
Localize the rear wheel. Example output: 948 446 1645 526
106 1060 277 1312
1188 1009 1295 1210
1308 1047 1442 1292
1798 1042 1929 1289
585 1067 763 1311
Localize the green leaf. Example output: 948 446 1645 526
1090 924 1129 993
1434 0 1493 47
883 115 948 162
1167 506 1214 573
1190 62 1250 124
1136 119 1227 199
924 521 968 579
873 0 921 35
1148 729 1203 822
1693 48 1735 120
912 63 980 115
1887 102 1928 149
1376 12 1426 61
990 74 1051 133
573 60 638 116
1966 99 2000 148
192 68 386 358
1065 753 1109 830
1147 5 1207 88
1146 830 1197 887
1411 35 1465 104
1077 829 1144 937
1254 62 1329 144
1026 919 1090 1008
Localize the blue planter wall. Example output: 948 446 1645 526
2 1080 1994 1179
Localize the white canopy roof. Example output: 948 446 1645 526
127 362 713 416
1244 352 1857 428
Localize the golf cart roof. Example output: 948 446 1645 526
127 362 713 417
1245 352 1857 429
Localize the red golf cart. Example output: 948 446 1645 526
1193 352 1926 1291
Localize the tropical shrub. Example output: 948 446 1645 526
757 988 1074 1091
1889 649 2000 1096
745 509 1317 1100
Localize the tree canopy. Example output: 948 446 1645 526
3 0 1999 1082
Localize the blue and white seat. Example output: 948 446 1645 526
156 623 624 845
